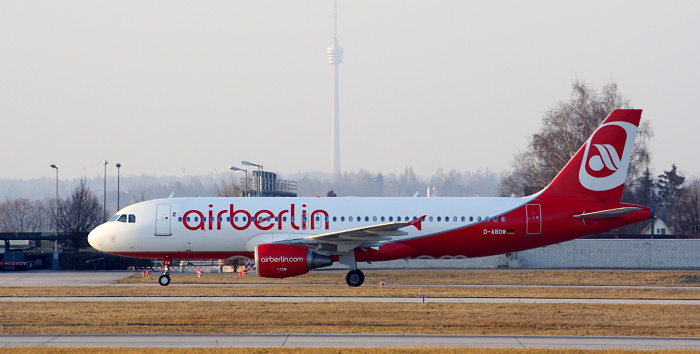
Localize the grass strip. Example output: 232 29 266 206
0 285 698 299
1 302 698 337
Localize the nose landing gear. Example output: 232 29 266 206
159 257 172 286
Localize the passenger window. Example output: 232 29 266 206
381 216 385 222
429 216 434 222
349 216 353 222
128 214 136 223
373 216 377 222
357 216 360 221
445 216 449 222
365 216 369 222
461 216 465 222
178 217 182 222
333 216 337 222
501 216 506 222
341 216 345 222
389 217 393 222
453 216 457 222
477 216 482 221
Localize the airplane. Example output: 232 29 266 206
88 109 651 287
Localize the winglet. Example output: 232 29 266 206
408 215 426 231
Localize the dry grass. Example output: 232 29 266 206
120 269 700 287
0 285 698 300
0 349 697 354
1 301 698 337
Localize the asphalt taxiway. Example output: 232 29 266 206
1 334 699 349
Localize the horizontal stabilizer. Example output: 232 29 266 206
573 207 643 220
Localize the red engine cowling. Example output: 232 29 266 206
255 244 333 279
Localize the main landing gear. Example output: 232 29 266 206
159 257 172 286
345 269 364 287
340 251 364 287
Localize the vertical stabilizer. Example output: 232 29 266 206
538 109 642 202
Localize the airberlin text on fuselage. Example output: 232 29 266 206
181 204 329 231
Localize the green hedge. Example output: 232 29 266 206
59 252 152 270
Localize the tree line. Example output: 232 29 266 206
3 81 699 241
0 178 102 251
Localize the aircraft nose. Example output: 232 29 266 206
88 224 108 252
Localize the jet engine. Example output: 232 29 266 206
255 244 333 278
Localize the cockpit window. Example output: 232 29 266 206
110 214 136 223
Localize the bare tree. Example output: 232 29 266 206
216 177 241 197
500 80 653 198
57 178 102 251
669 177 700 237
0 198 49 232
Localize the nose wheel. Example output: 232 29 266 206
159 257 172 286
159 273 171 286
346 269 365 287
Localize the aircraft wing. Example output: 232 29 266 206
278 216 425 244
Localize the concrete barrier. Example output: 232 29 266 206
335 239 700 269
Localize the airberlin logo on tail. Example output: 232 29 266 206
588 144 621 173
579 121 637 191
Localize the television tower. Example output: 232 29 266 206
327 0 343 174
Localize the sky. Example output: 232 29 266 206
1 1 699 181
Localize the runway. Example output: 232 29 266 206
1 296 699 305
2 271 698 349
1 334 699 349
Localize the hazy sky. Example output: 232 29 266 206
1 1 699 181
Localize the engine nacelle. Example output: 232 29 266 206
255 244 333 279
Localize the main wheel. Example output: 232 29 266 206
159 274 171 286
345 269 365 287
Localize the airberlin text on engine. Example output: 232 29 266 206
180 204 329 231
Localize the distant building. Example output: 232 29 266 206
641 218 671 236
242 171 297 197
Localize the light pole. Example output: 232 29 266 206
50 164 58 253
242 161 262 197
102 160 108 222
116 163 121 211
229 166 248 197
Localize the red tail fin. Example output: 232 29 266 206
538 109 642 202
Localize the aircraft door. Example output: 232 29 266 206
526 204 542 235
155 204 172 236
